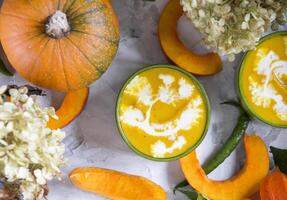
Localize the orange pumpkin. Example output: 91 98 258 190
260 169 287 200
48 87 89 129
180 134 270 200
0 0 120 91
159 0 222 75
70 167 167 200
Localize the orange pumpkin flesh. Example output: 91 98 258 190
180 135 269 200
159 0 222 75
70 167 167 200
260 169 287 200
0 0 119 92
48 87 89 129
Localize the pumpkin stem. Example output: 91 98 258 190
45 11 70 39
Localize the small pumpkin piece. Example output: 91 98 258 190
260 169 287 200
180 134 269 200
159 0 222 75
48 88 89 129
70 167 167 200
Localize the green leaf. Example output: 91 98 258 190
178 189 207 200
0 59 13 76
178 189 198 200
173 180 189 194
270 146 287 175
197 194 207 200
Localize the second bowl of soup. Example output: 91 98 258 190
238 31 287 128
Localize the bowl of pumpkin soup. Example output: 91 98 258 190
116 65 210 161
238 31 287 128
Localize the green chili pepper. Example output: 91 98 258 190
174 101 250 196
203 111 249 174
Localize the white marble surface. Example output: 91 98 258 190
1 0 286 199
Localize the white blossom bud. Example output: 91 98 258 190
0 85 7 95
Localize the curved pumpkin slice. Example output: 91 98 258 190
48 88 89 129
180 134 269 200
70 167 167 200
260 169 287 200
159 0 222 75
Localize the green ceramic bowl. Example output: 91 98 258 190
115 64 211 161
237 31 287 128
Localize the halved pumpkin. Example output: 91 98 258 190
159 0 222 75
180 134 269 200
48 87 89 129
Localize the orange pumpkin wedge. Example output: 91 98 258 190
260 169 287 200
69 167 167 200
180 134 269 200
48 88 89 129
159 0 222 75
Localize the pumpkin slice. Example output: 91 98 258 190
48 88 89 129
180 134 269 200
159 0 222 75
69 167 167 200
260 169 287 200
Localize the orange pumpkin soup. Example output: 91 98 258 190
239 32 287 127
116 65 210 160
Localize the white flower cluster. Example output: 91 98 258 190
181 0 286 60
0 86 65 200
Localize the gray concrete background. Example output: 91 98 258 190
0 1 286 199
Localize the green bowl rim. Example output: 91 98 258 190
115 64 211 162
237 31 287 129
